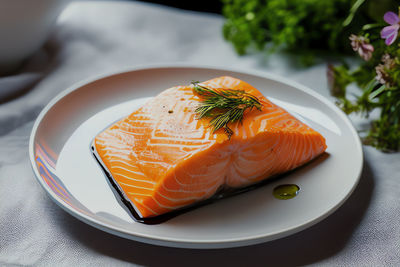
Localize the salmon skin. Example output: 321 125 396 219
93 76 327 221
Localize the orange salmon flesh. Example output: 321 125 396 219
93 76 327 218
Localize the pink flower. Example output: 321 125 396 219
375 53 396 87
381 11 400 45
349 34 374 61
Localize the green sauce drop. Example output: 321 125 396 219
273 184 300 200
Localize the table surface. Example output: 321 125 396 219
1 1 400 266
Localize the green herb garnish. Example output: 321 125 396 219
191 81 262 139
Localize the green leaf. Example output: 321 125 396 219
369 85 386 100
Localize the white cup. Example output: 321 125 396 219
0 0 70 75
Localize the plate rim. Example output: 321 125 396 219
29 63 364 248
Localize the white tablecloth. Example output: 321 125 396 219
1 1 399 266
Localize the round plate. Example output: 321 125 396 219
29 65 363 249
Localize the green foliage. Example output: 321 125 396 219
223 0 351 55
331 23 400 152
222 0 397 56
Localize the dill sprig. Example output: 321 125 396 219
191 81 262 139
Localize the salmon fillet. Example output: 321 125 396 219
93 76 327 218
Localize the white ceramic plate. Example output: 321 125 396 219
29 65 363 249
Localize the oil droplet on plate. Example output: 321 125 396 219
273 184 300 200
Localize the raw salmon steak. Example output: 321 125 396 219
93 76 327 219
